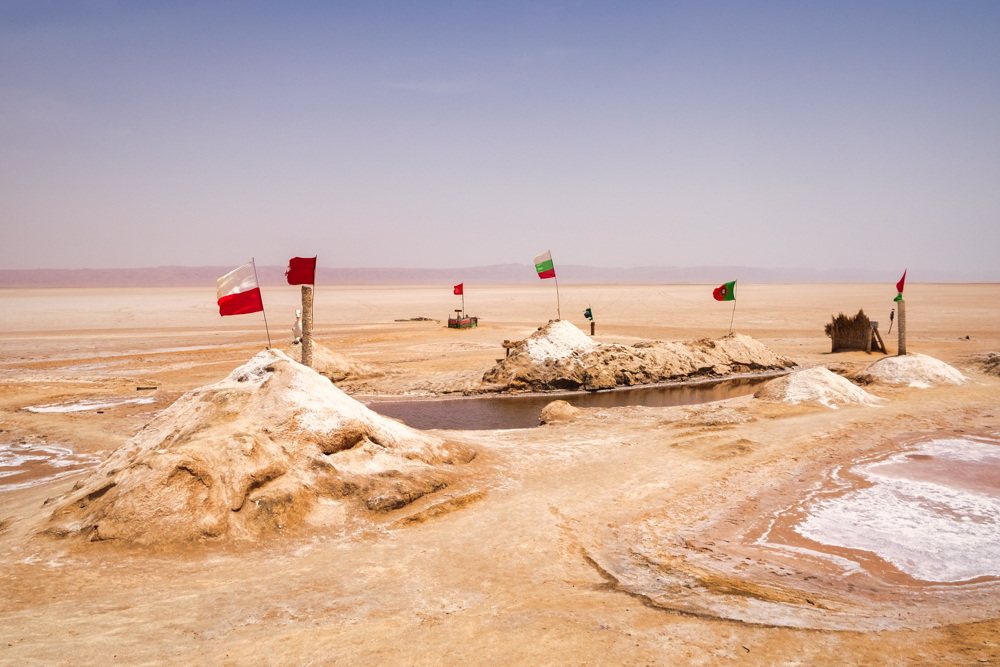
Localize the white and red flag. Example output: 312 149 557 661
217 261 264 316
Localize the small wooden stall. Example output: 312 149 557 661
448 309 478 329
825 309 887 354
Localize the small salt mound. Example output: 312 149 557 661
754 367 884 409
523 320 597 363
283 340 378 382
863 353 967 389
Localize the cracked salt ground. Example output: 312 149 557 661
789 435 1000 583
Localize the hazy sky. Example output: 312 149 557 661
2 1 999 274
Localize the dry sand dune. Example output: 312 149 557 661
2 283 1000 665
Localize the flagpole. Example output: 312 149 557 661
462 291 465 318
252 258 272 349
554 274 562 320
728 281 737 335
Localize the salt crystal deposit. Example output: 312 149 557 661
754 367 884 409
523 320 598 363
42 349 474 547
862 353 967 388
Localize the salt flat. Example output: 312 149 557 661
1 284 1000 665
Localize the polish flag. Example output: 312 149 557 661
217 261 264 316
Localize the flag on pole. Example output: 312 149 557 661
454 283 464 295
894 269 907 301
713 280 736 301
584 307 593 321
217 262 264 316
534 251 556 279
285 256 317 285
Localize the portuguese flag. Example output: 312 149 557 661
534 250 556 279
713 280 736 302
893 269 906 301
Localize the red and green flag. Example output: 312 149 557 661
893 269 906 302
713 280 736 302
534 250 556 279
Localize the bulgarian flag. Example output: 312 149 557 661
894 269 906 302
534 251 556 279
713 280 736 301
217 261 264 316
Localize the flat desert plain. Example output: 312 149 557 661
2 283 1000 666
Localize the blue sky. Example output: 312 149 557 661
2 1 999 275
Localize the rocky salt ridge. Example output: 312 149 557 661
42 349 474 547
482 320 796 392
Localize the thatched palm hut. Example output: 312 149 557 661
825 309 885 353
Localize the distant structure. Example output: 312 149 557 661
448 309 478 329
825 309 887 354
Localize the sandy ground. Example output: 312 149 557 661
2 283 1000 665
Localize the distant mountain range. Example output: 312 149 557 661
0 264 995 288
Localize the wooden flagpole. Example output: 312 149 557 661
251 258 272 349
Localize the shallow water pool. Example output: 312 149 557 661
365 375 776 430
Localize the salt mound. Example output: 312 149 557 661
862 353 967 389
523 320 598 362
43 349 474 547
483 325 795 392
283 340 378 382
754 367 884 409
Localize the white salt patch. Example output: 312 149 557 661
755 367 883 409
0 442 101 492
863 353 967 388
25 397 156 413
795 436 1000 582
523 320 597 363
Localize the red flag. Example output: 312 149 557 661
286 256 317 285
217 262 264 316
896 269 906 294
453 283 463 295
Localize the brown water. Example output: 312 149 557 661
366 375 775 430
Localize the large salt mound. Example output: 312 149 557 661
862 353 967 388
43 349 474 547
283 340 378 382
754 367 884 409
483 322 795 391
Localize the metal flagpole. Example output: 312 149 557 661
554 274 562 320
252 258 272 349
728 281 737 334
